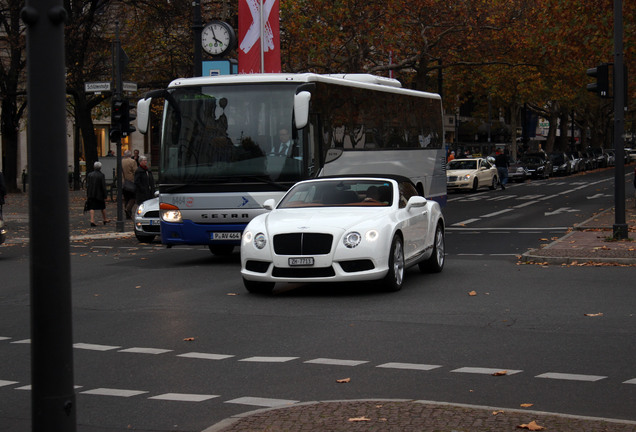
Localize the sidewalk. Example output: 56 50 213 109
521 195 636 265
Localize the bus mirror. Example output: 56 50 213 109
137 97 152 134
294 91 311 129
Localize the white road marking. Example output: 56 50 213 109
623 378 636 384
225 396 298 407
377 362 442 371
452 218 480 226
149 393 219 402
81 388 148 397
118 347 172 355
74 343 121 351
451 367 523 375
177 352 235 360
544 207 580 216
536 372 607 382
11 339 30 344
239 356 299 363
0 337 10 341
0 380 18 388
304 358 369 366
513 201 536 208
481 209 514 218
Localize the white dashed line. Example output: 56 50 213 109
74 343 121 351
536 372 607 382
451 367 523 375
304 358 369 366
177 352 235 360
481 209 514 218
11 339 30 344
0 380 18 388
452 218 480 226
225 396 298 407
81 388 148 397
239 356 299 363
0 337 10 341
149 393 219 402
118 347 173 355
623 378 636 384
377 362 442 371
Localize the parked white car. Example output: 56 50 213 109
447 158 499 191
240 175 445 294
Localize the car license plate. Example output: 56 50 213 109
289 257 314 266
212 232 241 240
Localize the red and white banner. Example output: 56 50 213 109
238 0 281 73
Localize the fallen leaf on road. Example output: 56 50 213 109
183 337 195 341
517 420 545 430
468 290 477 296
348 417 370 422
336 378 351 383
492 410 505 415
227 293 238 296
584 313 603 317
520 403 534 408
492 370 507 376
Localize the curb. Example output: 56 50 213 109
200 399 636 432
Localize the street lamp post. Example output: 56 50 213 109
612 0 627 240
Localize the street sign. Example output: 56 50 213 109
123 81 137 92
85 81 111 92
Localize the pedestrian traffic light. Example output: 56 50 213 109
111 98 125 126
586 63 610 98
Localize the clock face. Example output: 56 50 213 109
202 22 234 56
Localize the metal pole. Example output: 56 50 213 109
21 0 77 430
613 0 627 239
260 0 265 72
193 0 202 77
113 24 125 233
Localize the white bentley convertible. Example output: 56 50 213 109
240 175 445 294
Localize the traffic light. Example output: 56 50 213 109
110 98 125 142
122 100 136 136
586 63 610 98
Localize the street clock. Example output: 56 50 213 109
201 20 236 57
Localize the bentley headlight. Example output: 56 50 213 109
343 231 362 248
254 233 267 249
243 231 253 245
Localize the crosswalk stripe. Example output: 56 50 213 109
74 343 121 351
178 352 234 360
536 372 607 382
377 362 441 371
81 388 148 397
239 356 299 363
118 347 173 355
149 393 219 402
304 358 369 366
225 396 298 407
452 367 523 375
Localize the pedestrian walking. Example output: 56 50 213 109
86 161 110 226
0 171 6 220
121 150 137 219
494 149 510 190
134 155 155 205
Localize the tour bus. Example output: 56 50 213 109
136 73 446 255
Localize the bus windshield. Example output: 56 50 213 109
161 83 303 184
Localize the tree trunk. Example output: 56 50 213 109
1 97 21 192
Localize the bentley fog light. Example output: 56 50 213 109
343 231 361 248
254 233 267 249
365 230 379 242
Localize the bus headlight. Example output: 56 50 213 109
160 203 182 223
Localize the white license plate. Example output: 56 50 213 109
289 257 314 266
212 232 242 240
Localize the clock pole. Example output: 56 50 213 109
193 0 202 76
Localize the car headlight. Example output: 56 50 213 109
343 231 362 248
254 233 267 249
516 167 524 173
458 174 471 181
136 203 145 216
160 203 182 223
365 230 379 242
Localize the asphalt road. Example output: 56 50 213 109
1 168 635 431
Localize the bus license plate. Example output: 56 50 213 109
212 232 241 240
289 257 314 266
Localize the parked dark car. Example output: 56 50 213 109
520 152 552 179
580 151 597 170
507 159 529 182
550 152 571 176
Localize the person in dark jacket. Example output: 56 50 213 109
494 149 510 190
134 155 155 204
86 161 110 226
